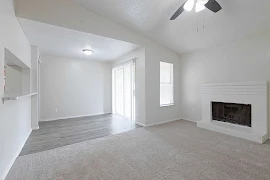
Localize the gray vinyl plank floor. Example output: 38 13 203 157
20 114 141 156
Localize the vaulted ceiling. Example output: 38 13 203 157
73 0 270 54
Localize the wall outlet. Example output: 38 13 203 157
55 109 58 113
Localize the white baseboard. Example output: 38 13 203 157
1 129 32 180
40 112 112 122
31 125 39 130
181 118 200 122
145 118 181 127
135 122 146 127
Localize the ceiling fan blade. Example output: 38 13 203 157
170 1 187 20
205 0 222 13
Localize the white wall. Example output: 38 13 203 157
145 43 182 125
21 68 30 94
5 65 22 95
40 55 112 121
15 0 182 125
0 0 32 179
179 30 270 136
113 47 146 125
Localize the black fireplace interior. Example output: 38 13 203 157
212 102 251 127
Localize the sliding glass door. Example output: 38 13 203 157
112 61 135 121
115 68 124 116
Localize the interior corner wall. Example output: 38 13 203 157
145 44 182 126
179 30 270 137
14 0 182 126
0 1 32 179
31 46 39 129
112 47 146 125
40 55 112 121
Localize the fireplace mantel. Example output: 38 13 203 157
197 81 268 143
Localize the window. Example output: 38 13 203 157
160 62 174 106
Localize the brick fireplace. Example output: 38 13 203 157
197 82 268 143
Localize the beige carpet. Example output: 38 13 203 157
6 120 270 180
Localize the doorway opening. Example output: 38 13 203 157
112 60 136 122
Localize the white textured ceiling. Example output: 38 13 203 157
73 0 270 54
18 18 140 61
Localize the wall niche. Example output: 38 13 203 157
3 48 31 97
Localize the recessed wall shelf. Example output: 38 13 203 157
2 92 37 104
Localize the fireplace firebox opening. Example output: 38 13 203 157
212 102 251 127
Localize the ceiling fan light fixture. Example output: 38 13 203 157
184 0 195 11
198 0 209 5
170 0 221 20
195 2 205 12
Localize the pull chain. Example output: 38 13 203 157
197 14 199 32
203 11 205 29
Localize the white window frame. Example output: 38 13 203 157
160 61 174 107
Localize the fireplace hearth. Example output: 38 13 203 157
212 102 251 127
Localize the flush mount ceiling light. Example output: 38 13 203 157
83 49 94 55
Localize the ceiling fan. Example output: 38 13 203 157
170 0 222 20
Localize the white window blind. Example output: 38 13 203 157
160 62 174 106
